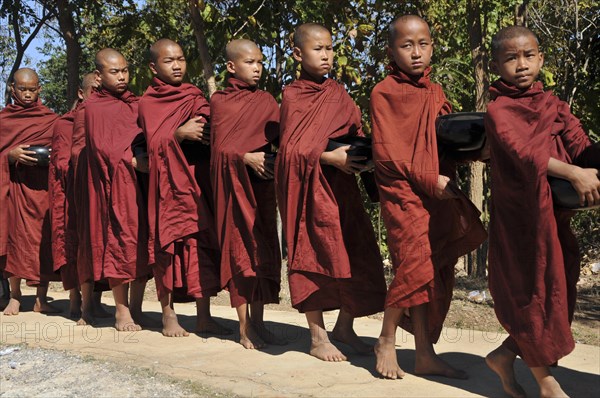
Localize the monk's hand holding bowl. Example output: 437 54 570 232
132 154 150 173
569 166 600 207
8 144 38 166
434 175 458 200
175 116 208 144
244 151 273 180
320 145 367 175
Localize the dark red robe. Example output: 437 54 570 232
0 97 59 284
138 78 220 300
84 89 151 284
275 73 387 315
485 80 592 367
49 107 78 290
210 77 281 307
371 66 487 342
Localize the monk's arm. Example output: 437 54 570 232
174 116 209 144
548 157 600 206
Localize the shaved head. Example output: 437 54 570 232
225 39 260 62
13 67 39 85
389 15 430 46
491 26 539 60
149 38 182 63
95 48 127 71
293 23 330 49
81 72 98 90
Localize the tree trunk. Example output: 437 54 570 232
515 1 529 26
466 0 489 277
188 0 217 97
56 0 81 107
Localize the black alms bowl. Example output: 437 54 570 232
27 145 51 167
326 135 372 164
436 112 486 156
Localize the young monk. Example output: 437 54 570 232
49 72 110 319
276 23 387 361
484 26 599 398
0 68 61 315
210 39 285 349
82 48 153 331
138 39 230 337
370 15 487 379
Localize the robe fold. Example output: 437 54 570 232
138 77 220 300
49 107 78 290
0 97 59 284
84 89 151 283
210 77 281 307
275 73 386 316
371 66 487 342
485 80 592 367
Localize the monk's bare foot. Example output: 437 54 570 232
240 325 266 349
3 298 21 315
76 312 97 326
414 352 468 379
485 347 526 398
131 310 161 328
253 323 288 346
92 304 113 318
310 341 347 362
33 299 62 314
375 336 405 379
538 376 568 398
162 313 189 337
332 325 373 355
196 318 233 335
115 312 142 332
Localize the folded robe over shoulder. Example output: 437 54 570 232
0 97 59 284
275 74 386 316
210 77 281 307
84 89 151 282
485 80 592 367
49 107 79 290
138 77 220 299
371 66 487 342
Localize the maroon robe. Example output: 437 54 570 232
0 97 59 284
138 78 220 300
210 77 281 307
275 73 386 315
485 80 592 367
84 89 151 284
371 66 487 342
49 107 78 290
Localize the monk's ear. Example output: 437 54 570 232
292 46 303 63
77 88 84 101
226 60 236 75
489 59 499 75
538 51 544 68
9 82 15 95
149 62 158 76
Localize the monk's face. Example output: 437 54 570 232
11 76 41 107
293 29 333 80
388 19 433 76
491 35 543 90
96 55 129 94
226 46 263 87
150 44 187 85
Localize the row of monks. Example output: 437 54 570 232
2 17 597 396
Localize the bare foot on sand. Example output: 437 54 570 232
310 341 347 362
240 324 266 349
33 299 62 314
115 312 142 332
538 376 568 398
253 322 287 346
375 336 405 379
3 298 21 315
162 313 189 337
76 311 97 326
486 347 526 398
332 325 373 355
415 352 468 379
196 318 233 335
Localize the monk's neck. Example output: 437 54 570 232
299 69 327 84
